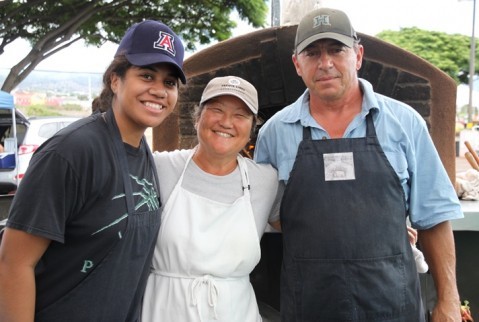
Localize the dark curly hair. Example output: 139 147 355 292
91 55 131 114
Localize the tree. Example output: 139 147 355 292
376 27 478 84
0 0 268 92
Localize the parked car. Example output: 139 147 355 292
0 113 80 194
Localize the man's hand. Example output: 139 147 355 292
431 299 462 322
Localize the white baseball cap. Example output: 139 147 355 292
200 76 258 114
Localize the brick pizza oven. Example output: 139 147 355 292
153 25 457 182
151 25 462 319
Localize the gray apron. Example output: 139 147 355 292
280 113 424 321
36 109 161 322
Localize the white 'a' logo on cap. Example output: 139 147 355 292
313 15 331 28
154 31 176 56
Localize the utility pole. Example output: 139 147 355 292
468 0 477 124
280 0 324 26
271 0 280 27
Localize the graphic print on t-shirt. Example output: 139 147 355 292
91 173 159 236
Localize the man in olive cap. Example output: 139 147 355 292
255 7 462 322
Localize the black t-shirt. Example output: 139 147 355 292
7 113 161 319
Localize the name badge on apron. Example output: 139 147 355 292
324 152 355 181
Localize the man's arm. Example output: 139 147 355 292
0 227 50 322
418 221 461 322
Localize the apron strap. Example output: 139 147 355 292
365 112 376 138
190 275 219 322
302 126 312 140
104 109 135 213
104 109 161 212
237 155 251 194
143 134 162 208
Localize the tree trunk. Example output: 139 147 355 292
0 2 104 91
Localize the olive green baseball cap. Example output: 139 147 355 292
295 8 358 54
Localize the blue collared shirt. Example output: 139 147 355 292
254 79 463 229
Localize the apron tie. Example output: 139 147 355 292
190 275 219 321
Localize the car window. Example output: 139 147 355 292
0 124 27 146
60 122 73 130
37 122 59 139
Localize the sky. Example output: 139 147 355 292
0 0 475 75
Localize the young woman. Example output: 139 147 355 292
141 76 280 321
0 20 185 322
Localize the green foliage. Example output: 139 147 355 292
376 27 477 84
0 0 268 91
60 104 83 111
459 104 479 118
20 105 63 117
0 0 268 51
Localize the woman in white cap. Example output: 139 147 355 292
141 76 280 321
0 20 185 322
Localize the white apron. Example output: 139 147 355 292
142 152 262 322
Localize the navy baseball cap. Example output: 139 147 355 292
115 20 186 84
